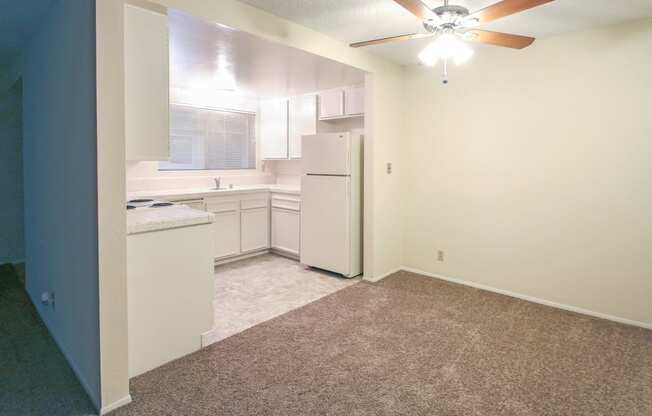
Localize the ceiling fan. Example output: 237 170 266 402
350 0 555 83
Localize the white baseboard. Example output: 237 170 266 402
214 249 269 266
201 330 214 348
100 394 132 415
270 248 299 261
396 267 652 330
363 266 402 283
26 291 102 411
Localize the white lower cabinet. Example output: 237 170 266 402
241 207 270 253
271 208 300 256
212 211 240 259
270 193 301 257
201 191 298 261
204 191 270 261
127 222 213 377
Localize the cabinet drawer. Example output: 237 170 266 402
241 197 268 210
271 195 300 212
205 199 239 213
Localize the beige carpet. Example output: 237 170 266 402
110 271 652 415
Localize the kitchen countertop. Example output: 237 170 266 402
127 184 301 202
127 205 215 235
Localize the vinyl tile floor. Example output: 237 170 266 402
204 254 359 345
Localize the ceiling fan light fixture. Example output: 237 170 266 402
418 33 474 67
462 31 479 41
462 17 480 28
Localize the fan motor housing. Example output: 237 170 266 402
434 5 470 18
424 5 470 32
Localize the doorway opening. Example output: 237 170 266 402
124 9 369 356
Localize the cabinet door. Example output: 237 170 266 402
318 89 344 119
124 4 170 161
344 85 364 116
288 94 317 159
271 208 300 256
241 208 270 253
212 211 240 259
260 99 288 159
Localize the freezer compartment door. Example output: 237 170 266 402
302 133 350 175
300 175 350 276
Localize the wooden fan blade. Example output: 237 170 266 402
350 33 435 48
467 30 535 49
394 0 438 21
470 0 555 24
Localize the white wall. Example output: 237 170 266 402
402 18 652 326
0 78 23 264
96 0 130 411
22 0 100 408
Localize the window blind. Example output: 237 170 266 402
159 104 256 171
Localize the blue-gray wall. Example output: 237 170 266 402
22 0 100 408
0 79 24 264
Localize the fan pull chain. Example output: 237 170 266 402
442 58 449 84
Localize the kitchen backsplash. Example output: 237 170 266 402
126 161 276 192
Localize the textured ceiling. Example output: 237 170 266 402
0 0 54 67
170 10 365 98
238 0 652 65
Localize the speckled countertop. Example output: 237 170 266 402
127 205 215 235
127 184 300 202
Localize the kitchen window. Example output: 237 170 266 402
159 104 256 170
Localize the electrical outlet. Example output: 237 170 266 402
387 162 392 174
437 250 444 262
41 291 55 308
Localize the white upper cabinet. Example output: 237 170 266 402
260 99 289 160
261 95 317 160
318 86 364 120
260 87 359 159
288 94 317 159
344 85 365 116
124 4 170 161
318 88 345 120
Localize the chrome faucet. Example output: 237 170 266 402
214 177 221 189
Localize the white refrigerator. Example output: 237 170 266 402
300 131 363 278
